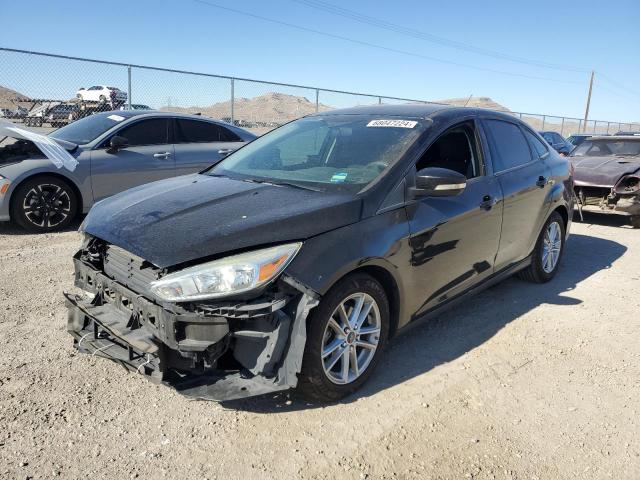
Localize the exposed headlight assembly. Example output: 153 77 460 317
149 242 302 302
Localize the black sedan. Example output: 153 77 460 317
66 105 573 402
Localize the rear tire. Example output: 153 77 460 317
297 273 390 402
518 211 565 283
10 176 78 233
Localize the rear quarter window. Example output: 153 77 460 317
523 130 549 159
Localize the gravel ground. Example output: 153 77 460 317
0 212 639 479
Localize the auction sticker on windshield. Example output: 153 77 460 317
107 114 125 122
367 119 418 128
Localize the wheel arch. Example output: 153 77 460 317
552 204 569 229
9 172 84 221
318 264 402 339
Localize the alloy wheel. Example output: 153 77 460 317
542 221 562 273
22 183 71 229
321 292 381 385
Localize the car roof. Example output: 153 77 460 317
87 109 233 123
308 103 520 121
587 135 640 141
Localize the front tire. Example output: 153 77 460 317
297 273 390 402
518 211 565 283
10 176 78 233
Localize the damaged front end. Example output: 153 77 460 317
65 237 319 401
575 174 640 219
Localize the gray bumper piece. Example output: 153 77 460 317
65 274 319 402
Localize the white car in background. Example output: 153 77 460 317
76 85 127 104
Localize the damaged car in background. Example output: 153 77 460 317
66 104 572 402
570 135 640 228
0 112 255 232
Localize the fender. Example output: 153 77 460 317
1 161 92 219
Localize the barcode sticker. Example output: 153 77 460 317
367 119 418 128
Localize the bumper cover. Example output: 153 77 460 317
66 259 319 401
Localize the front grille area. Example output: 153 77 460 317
103 245 163 297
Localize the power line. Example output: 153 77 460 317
191 0 584 85
597 73 640 98
594 80 640 102
292 0 589 74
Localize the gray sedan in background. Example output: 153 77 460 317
0 111 256 231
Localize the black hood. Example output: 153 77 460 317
570 156 640 187
83 174 363 268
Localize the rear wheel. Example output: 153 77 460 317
297 273 389 402
518 211 565 283
11 176 78 233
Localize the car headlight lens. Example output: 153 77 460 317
78 231 91 249
149 242 302 302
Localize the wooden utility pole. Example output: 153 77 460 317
583 70 595 132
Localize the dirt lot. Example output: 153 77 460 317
0 213 639 479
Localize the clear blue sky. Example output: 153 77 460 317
1 0 639 122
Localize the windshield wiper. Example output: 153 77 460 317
268 180 322 192
240 177 321 192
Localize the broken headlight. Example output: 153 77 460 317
149 242 302 302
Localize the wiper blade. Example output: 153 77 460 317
239 178 321 191
268 180 322 192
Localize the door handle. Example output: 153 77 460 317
536 176 547 188
153 152 172 159
217 149 234 155
480 195 495 211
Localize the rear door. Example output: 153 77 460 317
90 118 175 201
482 119 551 270
173 118 245 175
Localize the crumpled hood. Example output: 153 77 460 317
570 156 640 187
83 174 363 268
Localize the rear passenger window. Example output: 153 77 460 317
116 119 170 146
175 119 241 143
484 120 533 172
523 130 549 159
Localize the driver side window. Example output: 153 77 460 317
114 119 170 147
415 121 481 178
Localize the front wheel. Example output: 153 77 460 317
297 273 390 402
518 211 565 283
10 176 78 232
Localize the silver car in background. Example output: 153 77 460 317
0 111 256 232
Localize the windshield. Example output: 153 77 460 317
209 114 428 192
571 139 640 157
49 112 127 145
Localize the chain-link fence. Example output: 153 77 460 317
1 47 638 137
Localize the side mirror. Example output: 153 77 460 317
108 135 128 152
410 167 467 198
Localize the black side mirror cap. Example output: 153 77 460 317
410 167 467 198
108 135 128 152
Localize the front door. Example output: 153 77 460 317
90 118 175 201
405 120 503 317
